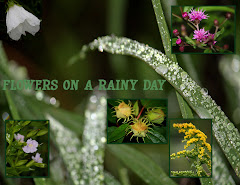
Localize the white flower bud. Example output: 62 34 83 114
6 4 41 41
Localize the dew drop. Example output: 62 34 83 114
181 72 187 79
101 137 106 143
90 95 97 103
98 45 103 52
155 64 168 75
35 91 44 101
200 88 208 96
180 84 185 91
50 97 57 105
227 123 234 130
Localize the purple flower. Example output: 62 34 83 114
206 32 217 45
193 28 208 42
14 133 24 143
182 12 188 18
188 8 208 22
22 139 38 153
32 153 43 163
176 38 182 45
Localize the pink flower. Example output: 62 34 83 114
179 46 185 52
173 29 179 36
176 38 182 45
206 32 217 45
188 8 208 22
22 139 38 153
32 153 43 163
14 133 24 143
193 28 208 42
182 12 189 19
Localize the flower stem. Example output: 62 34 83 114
137 106 145 120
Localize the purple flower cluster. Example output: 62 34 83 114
188 8 209 22
193 28 216 44
14 133 43 163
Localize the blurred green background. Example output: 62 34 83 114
0 0 240 184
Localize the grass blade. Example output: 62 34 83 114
81 90 107 185
4 89 20 119
107 145 176 185
46 114 82 185
77 35 240 177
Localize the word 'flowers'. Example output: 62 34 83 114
6 2 41 40
22 138 38 153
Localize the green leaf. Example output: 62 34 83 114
6 167 19 176
176 92 194 118
6 133 13 145
185 36 196 46
183 6 193 12
34 163 47 168
108 124 129 143
148 129 167 143
80 35 240 177
36 128 48 136
107 105 117 123
215 27 225 39
204 49 213 53
172 38 177 46
16 160 28 166
26 160 35 167
107 145 176 185
198 6 235 13
26 129 39 138
133 100 139 116
140 99 167 109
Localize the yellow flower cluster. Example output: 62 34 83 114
185 138 198 149
170 153 176 157
198 147 205 159
204 142 211 153
177 150 186 155
173 123 196 129
171 122 212 177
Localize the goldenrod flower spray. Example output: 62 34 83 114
170 123 211 177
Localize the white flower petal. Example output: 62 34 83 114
6 4 41 40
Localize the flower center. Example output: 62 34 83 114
29 144 33 148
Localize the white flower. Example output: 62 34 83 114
6 4 41 41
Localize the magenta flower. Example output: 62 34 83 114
32 153 43 163
176 38 182 45
22 139 38 153
14 133 24 143
193 28 208 42
206 32 217 45
188 8 208 22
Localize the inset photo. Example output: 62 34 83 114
171 6 235 54
0 0 42 41
169 119 212 178
107 99 168 144
5 120 49 177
